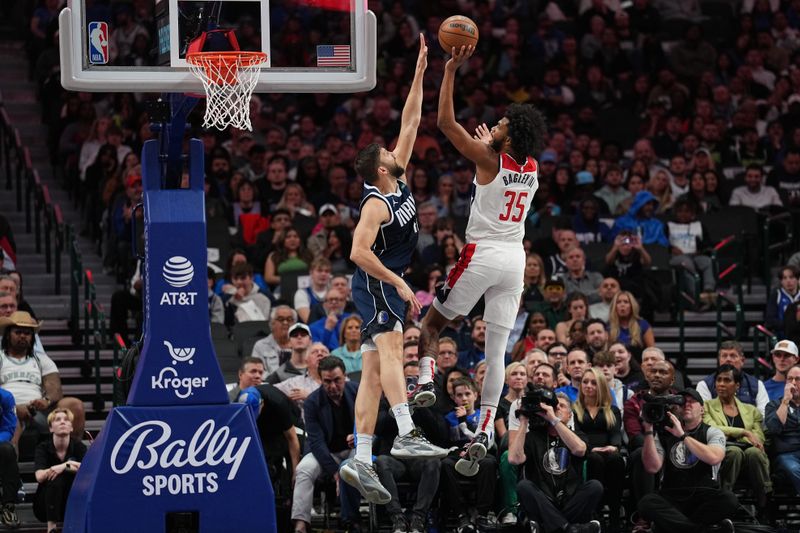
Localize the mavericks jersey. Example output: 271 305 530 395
465 153 538 244
359 180 418 274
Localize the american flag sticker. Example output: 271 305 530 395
316 45 351 67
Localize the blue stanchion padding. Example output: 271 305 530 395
64 404 276 532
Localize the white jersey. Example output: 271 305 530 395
0 350 59 405
465 153 538 244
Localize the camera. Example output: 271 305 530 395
516 384 560 429
641 393 685 428
623 237 631 245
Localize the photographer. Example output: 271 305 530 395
623 360 677 523
639 389 737 532
509 389 602 533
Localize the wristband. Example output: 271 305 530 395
643 431 654 436
549 417 560 427
679 433 687 441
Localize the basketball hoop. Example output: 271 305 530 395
186 51 267 131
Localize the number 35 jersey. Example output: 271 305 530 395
465 153 538 245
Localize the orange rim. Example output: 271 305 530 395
186 51 267 67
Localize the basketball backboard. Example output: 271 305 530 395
60 0 376 93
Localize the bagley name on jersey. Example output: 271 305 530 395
502 172 537 188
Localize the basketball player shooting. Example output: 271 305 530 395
419 44 547 476
339 35 447 505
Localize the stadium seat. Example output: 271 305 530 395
231 320 270 356
210 322 230 340
213 338 240 382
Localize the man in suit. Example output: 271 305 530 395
291 356 361 533
696 341 769 415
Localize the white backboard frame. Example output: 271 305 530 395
60 0 376 93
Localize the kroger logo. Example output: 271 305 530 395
163 340 195 365
162 256 194 288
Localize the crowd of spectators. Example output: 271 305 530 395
5 0 800 530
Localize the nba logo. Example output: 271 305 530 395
88 21 109 64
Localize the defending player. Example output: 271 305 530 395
420 44 547 475
339 35 447 505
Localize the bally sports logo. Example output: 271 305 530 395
160 256 197 306
110 420 251 496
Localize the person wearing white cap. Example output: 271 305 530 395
765 340 800 401
266 323 311 385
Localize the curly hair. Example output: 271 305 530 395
505 103 548 161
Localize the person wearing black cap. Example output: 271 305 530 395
638 388 738 533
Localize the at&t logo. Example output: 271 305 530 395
160 256 197 306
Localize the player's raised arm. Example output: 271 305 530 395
393 34 428 172
437 46 497 176
350 198 422 315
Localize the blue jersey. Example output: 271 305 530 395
359 181 418 274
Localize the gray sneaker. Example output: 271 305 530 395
391 428 448 459
339 458 392 505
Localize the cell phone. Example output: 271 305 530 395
623 237 631 245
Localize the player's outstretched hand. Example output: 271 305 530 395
396 281 422 316
415 33 428 73
473 123 492 144
446 45 474 71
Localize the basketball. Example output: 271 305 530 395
438 15 479 54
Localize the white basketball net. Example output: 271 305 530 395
186 52 267 131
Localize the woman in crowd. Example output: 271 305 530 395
555 292 590 344
608 291 655 351
766 265 800 337
263 227 314 288
646 169 673 214
510 311 548 362
34 409 86 533
440 235 461 276
703 364 771 513
322 226 354 274
615 174 646 215
522 253 546 310
430 172 457 217
609 342 645 389
410 167 433 204
332 315 363 374
277 182 317 220
496 361 528 526
572 368 625 532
